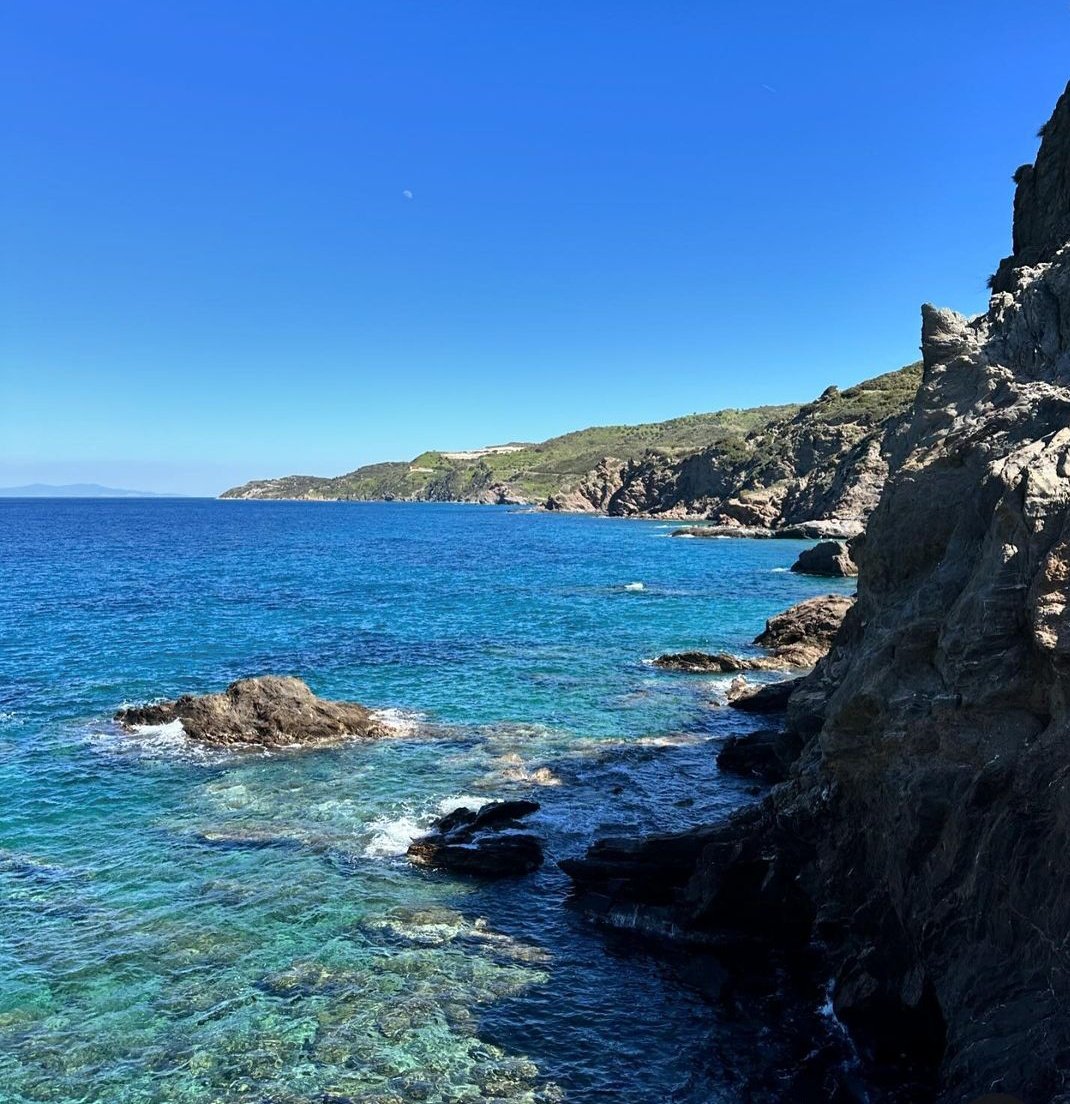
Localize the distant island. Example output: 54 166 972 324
0 483 178 498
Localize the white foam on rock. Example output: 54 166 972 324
362 793 487 858
363 814 426 857
369 707 427 738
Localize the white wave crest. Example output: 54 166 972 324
362 793 487 858
623 582 645 591
87 719 230 764
363 814 425 857
370 707 426 738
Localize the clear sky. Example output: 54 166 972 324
3 1 1069 495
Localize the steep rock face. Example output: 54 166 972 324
557 364 921 528
544 457 626 512
567 83 1070 1102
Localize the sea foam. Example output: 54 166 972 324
363 793 487 858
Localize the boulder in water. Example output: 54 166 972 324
790 540 857 577
652 651 749 673
654 594 853 674
407 800 543 878
726 676 801 713
116 675 383 747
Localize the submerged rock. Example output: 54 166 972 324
407 800 543 878
790 539 858 577
116 676 383 747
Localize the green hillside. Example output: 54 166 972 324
220 405 799 502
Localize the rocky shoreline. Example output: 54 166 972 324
562 82 1070 1104
222 362 920 539
122 86 1070 1099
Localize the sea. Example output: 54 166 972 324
0 499 856 1104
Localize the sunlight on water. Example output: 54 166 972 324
0 500 853 1102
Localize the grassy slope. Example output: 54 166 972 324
220 363 923 502
221 405 799 501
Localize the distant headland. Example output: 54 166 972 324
0 483 182 498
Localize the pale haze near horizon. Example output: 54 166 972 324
3 1 1070 496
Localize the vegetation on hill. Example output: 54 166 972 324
221 363 923 514
220 405 799 502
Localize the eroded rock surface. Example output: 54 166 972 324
790 539 858 577
655 594 853 674
556 364 920 532
116 676 383 746
566 81 1070 1104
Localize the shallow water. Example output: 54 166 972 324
0 500 853 1103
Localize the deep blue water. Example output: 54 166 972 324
0 499 853 1103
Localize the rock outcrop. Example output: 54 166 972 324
790 539 858 577
116 676 383 746
555 363 921 530
566 82 1070 1103
407 800 543 877
716 727 800 782
724 675 801 713
654 593 853 673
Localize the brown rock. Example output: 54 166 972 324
655 594 853 675
116 676 383 747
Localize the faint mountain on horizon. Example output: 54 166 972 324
0 483 182 498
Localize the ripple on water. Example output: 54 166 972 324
0 500 854 1102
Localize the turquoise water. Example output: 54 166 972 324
0 500 853 1103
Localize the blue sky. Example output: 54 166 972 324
3 1 1069 495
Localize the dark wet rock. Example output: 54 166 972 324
116 676 383 747
790 539 858 577
559 827 721 911
566 86 1070 1103
716 728 801 782
653 651 752 673
725 676 801 713
407 800 543 878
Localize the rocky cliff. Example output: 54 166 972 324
223 367 921 532
546 363 921 529
565 83 1070 1102
220 409 791 505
